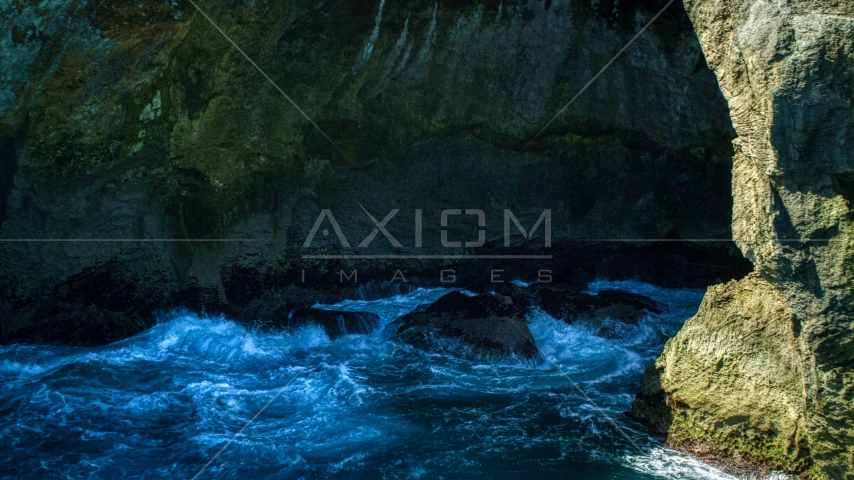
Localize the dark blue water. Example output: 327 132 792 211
0 281 745 479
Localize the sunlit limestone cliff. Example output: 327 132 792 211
630 1 854 478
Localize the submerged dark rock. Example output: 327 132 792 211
510 283 664 336
571 289 664 323
284 308 381 339
391 291 540 362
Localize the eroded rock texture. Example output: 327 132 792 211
631 1 854 478
0 0 745 344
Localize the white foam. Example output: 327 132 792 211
0 281 737 479
0 359 45 377
625 447 794 480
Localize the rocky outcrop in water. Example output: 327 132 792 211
391 291 540 361
284 308 381 339
630 1 854 478
0 0 747 345
526 285 662 322
504 282 664 336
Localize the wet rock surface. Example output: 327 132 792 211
284 308 381 339
391 291 540 362
527 285 662 323
502 282 664 337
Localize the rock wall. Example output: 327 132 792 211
631 1 854 478
0 0 751 344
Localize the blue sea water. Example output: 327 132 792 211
0 281 753 479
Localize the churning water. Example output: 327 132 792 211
0 281 748 479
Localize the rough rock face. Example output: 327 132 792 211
391 291 539 361
631 1 854 478
632 274 814 473
0 0 745 345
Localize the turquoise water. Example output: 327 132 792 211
0 281 744 479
